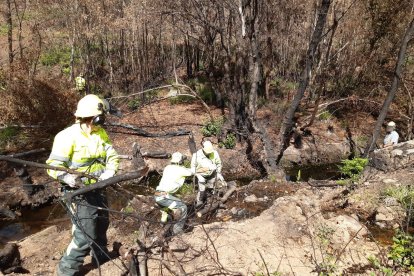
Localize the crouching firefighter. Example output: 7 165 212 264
191 140 225 207
154 152 193 235
46 94 119 276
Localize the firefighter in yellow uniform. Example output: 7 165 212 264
46 94 119 276
75 73 86 95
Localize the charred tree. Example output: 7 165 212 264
364 18 414 155
274 0 331 165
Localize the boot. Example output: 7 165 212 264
196 190 206 207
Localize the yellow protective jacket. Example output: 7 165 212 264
75 76 86 91
46 123 119 185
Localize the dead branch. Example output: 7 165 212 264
109 83 214 121
64 166 149 201
6 148 46 158
107 122 190 138
196 181 237 217
165 246 187 276
0 155 97 180
118 151 171 160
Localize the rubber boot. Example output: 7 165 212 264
196 190 206 207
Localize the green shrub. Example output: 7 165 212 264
385 186 414 213
318 111 333 121
40 46 72 67
388 231 414 271
201 117 224 137
127 98 141 111
176 183 194 197
338 157 368 181
219 133 236 149
0 126 21 152
197 83 215 104
169 95 195 105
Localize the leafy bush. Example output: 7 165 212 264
40 46 72 67
0 126 20 150
385 186 414 210
127 99 140 110
338 157 368 181
318 111 333 121
219 133 236 149
197 83 215 104
169 95 195 105
201 117 224 137
176 183 194 197
388 231 414 271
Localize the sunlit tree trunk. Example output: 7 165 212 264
364 17 414 155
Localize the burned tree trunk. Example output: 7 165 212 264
364 17 414 156
274 0 331 165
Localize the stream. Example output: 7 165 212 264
0 163 361 248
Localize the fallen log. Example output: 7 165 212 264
196 181 237 217
107 122 190 137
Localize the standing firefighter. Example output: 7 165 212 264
383 121 399 148
191 140 224 207
75 73 86 94
46 94 119 276
154 152 193 235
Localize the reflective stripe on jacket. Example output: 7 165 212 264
46 123 119 185
190 149 222 177
156 164 192 194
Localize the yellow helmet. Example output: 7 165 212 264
74 94 106 118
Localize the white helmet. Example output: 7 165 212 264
74 94 107 118
202 140 214 154
387 121 396 127
171 152 183 163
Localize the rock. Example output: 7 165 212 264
382 179 397 184
0 243 21 272
244 194 258 203
375 205 406 228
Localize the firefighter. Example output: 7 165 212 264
154 152 193 235
191 140 225 207
47 94 119 276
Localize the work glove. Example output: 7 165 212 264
217 173 224 182
61 174 82 188
99 170 115 181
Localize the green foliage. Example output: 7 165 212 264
315 224 337 276
367 256 393 276
127 98 141 111
196 83 215 104
318 111 333 121
269 174 277 183
169 95 195 105
338 157 368 181
176 183 194 197
0 24 9 35
219 133 236 149
388 231 414 270
385 185 414 212
201 117 224 137
0 126 20 151
40 46 72 67
316 224 335 246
